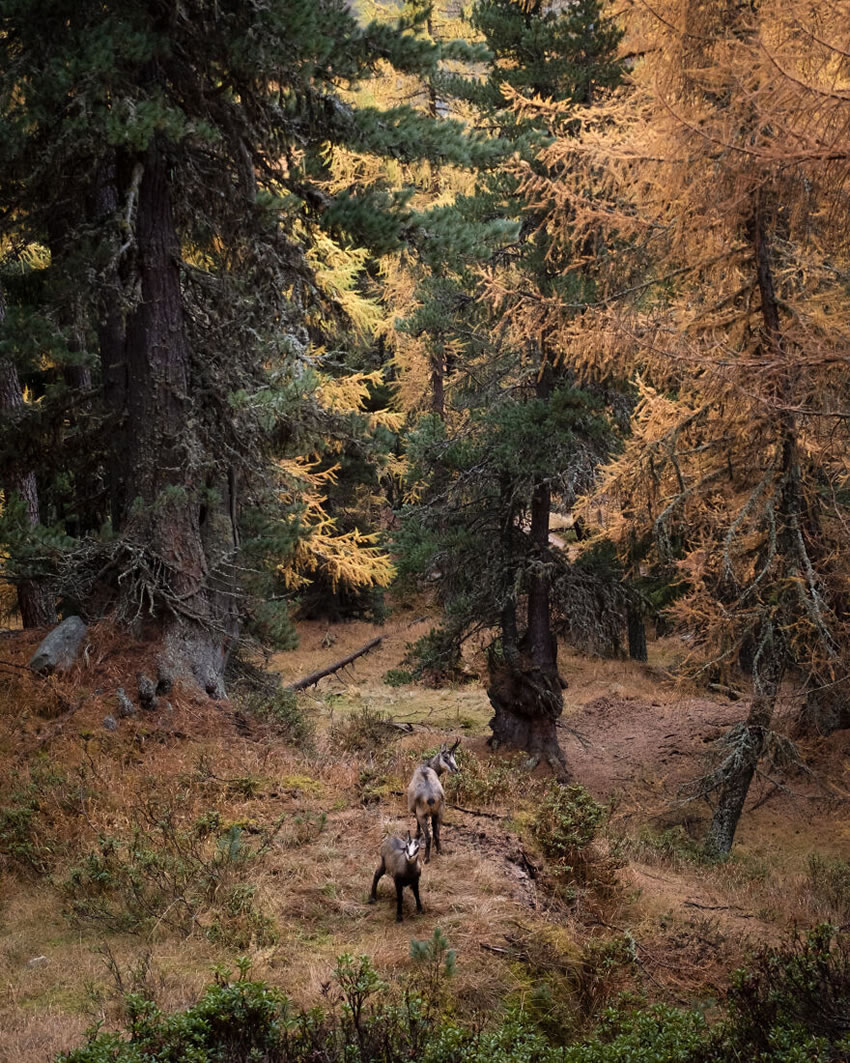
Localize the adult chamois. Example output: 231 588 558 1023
407 739 459 862
369 833 423 922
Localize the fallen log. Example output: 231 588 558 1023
286 635 383 691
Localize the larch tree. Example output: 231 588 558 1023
0 0 489 686
516 0 850 850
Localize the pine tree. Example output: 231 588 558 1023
0 0 489 686
397 0 623 771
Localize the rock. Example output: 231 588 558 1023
116 688 136 717
26 955 48 968
155 658 175 697
103 715 118 731
138 673 157 710
29 616 88 675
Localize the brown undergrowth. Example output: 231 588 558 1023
2 617 850 1063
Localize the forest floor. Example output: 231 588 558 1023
2 601 850 1063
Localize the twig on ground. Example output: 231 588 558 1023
449 803 506 820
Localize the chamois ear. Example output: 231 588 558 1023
407 831 412 842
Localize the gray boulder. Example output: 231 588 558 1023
29 616 88 675
138 673 157 710
116 688 136 717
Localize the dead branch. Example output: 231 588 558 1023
683 901 740 912
708 682 743 700
286 636 383 691
479 942 513 955
449 803 507 820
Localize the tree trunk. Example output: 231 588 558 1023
0 292 57 628
627 606 647 661
703 636 782 859
486 365 569 776
704 207 795 858
92 152 131 531
102 138 237 692
486 642 569 775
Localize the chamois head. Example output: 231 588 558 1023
404 832 421 864
433 739 460 775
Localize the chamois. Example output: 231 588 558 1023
369 833 423 922
407 739 459 863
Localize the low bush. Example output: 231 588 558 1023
62 796 281 944
444 750 536 808
0 764 86 876
806 853 850 925
622 824 704 869
57 930 850 1063
383 668 413 687
329 704 402 753
531 782 606 877
701 924 850 1061
240 687 315 748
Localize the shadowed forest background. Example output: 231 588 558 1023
2 1 850 1061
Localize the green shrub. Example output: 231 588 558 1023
706 924 850 1060
357 767 396 806
62 797 282 943
56 935 850 1063
628 824 704 868
384 668 413 687
60 970 297 1063
403 627 465 686
0 765 86 876
444 750 534 807
531 782 605 877
329 704 402 752
240 687 315 748
410 928 456 1020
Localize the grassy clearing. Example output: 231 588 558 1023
2 620 850 1062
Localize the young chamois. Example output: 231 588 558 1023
369 833 423 922
407 739 459 863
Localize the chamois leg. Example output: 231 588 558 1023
369 859 385 904
411 878 423 914
419 813 432 863
394 876 405 922
432 811 442 854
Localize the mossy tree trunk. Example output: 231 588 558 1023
98 137 238 692
704 209 795 858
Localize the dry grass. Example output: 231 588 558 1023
2 616 850 1063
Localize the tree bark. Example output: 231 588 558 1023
703 637 782 859
100 137 237 692
795 681 850 737
0 292 57 627
703 207 794 858
91 152 131 530
627 606 647 661
486 643 569 774
486 366 569 776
